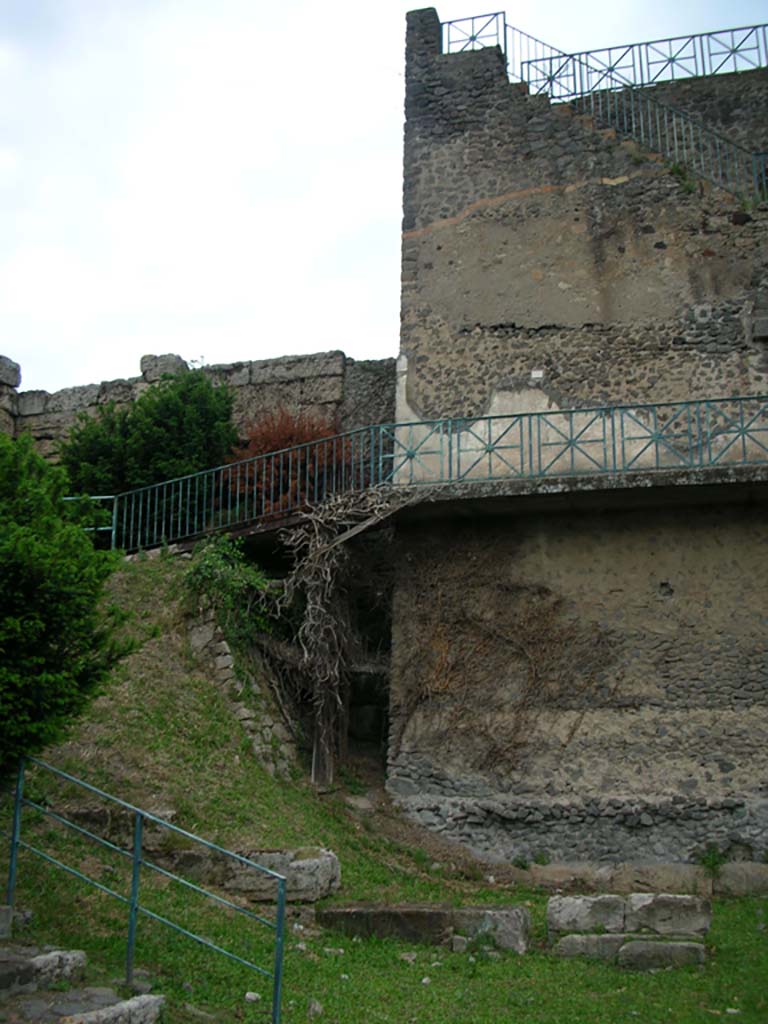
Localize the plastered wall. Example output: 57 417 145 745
388 503 768 862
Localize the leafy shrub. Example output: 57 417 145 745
61 370 236 496
228 407 351 516
0 435 126 777
185 535 271 648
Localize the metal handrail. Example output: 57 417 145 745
442 13 569 85
578 87 761 196
91 395 768 552
63 494 118 548
522 23 768 95
441 14 768 197
4 758 286 1023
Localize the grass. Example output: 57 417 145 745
1 555 767 1022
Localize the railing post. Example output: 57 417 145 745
125 810 144 984
110 496 118 550
271 877 286 1024
5 758 25 907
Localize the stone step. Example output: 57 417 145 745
317 903 531 953
0 987 165 1023
0 947 87 1000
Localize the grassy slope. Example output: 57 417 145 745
1 555 766 1023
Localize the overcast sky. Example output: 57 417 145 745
1 1 765 393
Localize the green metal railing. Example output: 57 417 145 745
442 14 768 91
578 88 766 198
521 23 768 95
63 494 118 548
5 758 286 1023
441 13 768 198
104 395 768 552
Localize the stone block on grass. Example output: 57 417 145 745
547 895 625 936
624 893 711 935
452 907 531 954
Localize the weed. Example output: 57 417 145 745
532 850 550 866
338 765 366 796
512 855 530 870
698 842 728 879
668 161 697 194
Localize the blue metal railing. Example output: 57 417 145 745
103 395 768 552
4 758 286 1024
441 13 768 197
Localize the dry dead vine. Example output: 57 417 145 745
276 484 438 785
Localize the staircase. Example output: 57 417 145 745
442 13 768 198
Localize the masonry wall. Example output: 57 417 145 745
0 351 396 461
398 10 768 423
388 502 768 862
388 9 768 864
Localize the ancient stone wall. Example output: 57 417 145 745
399 9 768 422
387 501 768 862
0 351 396 461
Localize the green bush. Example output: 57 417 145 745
0 435 126 777
60 370 236 495
184 535 271 648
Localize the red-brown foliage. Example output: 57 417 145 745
227 407 352 517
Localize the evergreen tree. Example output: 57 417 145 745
0 434 124 777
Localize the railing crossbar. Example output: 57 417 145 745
136 905 274 979
142 857 276 930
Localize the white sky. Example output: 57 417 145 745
1 0 766 393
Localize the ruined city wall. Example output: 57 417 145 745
0 351 396 461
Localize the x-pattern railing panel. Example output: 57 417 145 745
706 27 766 74
618 405 701 471
536 410 611 476
644 36 699 81
455 415 526 480
382 421 449 485
443 12 506 56
703 398 768 466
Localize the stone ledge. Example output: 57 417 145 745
618 940 705 970
316 903 531 952
547 893 711 939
